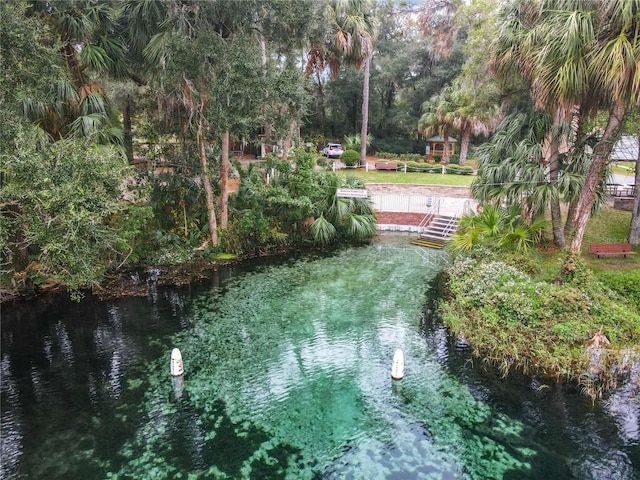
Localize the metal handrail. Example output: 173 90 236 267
439 216 455 236
418 213 433 228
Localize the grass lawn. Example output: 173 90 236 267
533 205 639 281
338 169 475 186
610 161 636 176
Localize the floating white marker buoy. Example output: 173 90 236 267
170 348 184 377
391 349 404 380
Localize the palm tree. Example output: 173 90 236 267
116 0 168 160
449 204 544 254
418 87 455 162
24 0 128 143
492 1 586 248
449 0 504 167
450 77 502 165
493 0 640 252
471 107 597 242
473 110 551 216
569 0 640 252
323 0 378 166
309 174 376 245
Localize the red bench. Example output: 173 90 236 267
590 243 637 258
375 162 398 171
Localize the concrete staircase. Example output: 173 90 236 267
411 214 459 249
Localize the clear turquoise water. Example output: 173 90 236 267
1 236 638 479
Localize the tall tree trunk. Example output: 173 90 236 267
258 30 270 159
123 94 133 163
197 120 218 246
563 107 582 239
259 34 267 75
443 127 450 163
563 198 579 239
459 125 471 165
220 131 230 229
545 110 566 248
316 72 326 134
360 58 370 167
570 100 626 253
548 150 565 248
629 135 640 245
282 120 297 157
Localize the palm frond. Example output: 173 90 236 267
80 44 111 73
79 92 108 116
342 213 376 241
69 113 109 137
309 214 337 245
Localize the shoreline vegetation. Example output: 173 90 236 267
3 175 639 399
6 238 638 401
434 201 639 399
435 247 640 399
3 188 640 398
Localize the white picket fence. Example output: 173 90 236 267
370 194 476 217
370 194 439 213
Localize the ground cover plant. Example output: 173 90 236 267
437 246 640 398
442 205 639 397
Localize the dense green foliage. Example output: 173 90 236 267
1 0 638 319
1 126 141 293
225 148 376 255
438 247 640 396
0 1 59 113
448 204 545 254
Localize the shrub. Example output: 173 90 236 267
340 149 360 167
404 161 442 173
556 251 591 286
343 133 372 151
220 211 290 256
449 154 460 164
445 165 474 175
432 154 442 163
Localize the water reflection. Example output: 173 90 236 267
0 237 638 479
1 353 23 479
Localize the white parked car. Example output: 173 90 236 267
322 143 344 158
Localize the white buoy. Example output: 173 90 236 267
391 349 404 380
170 348 184 377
